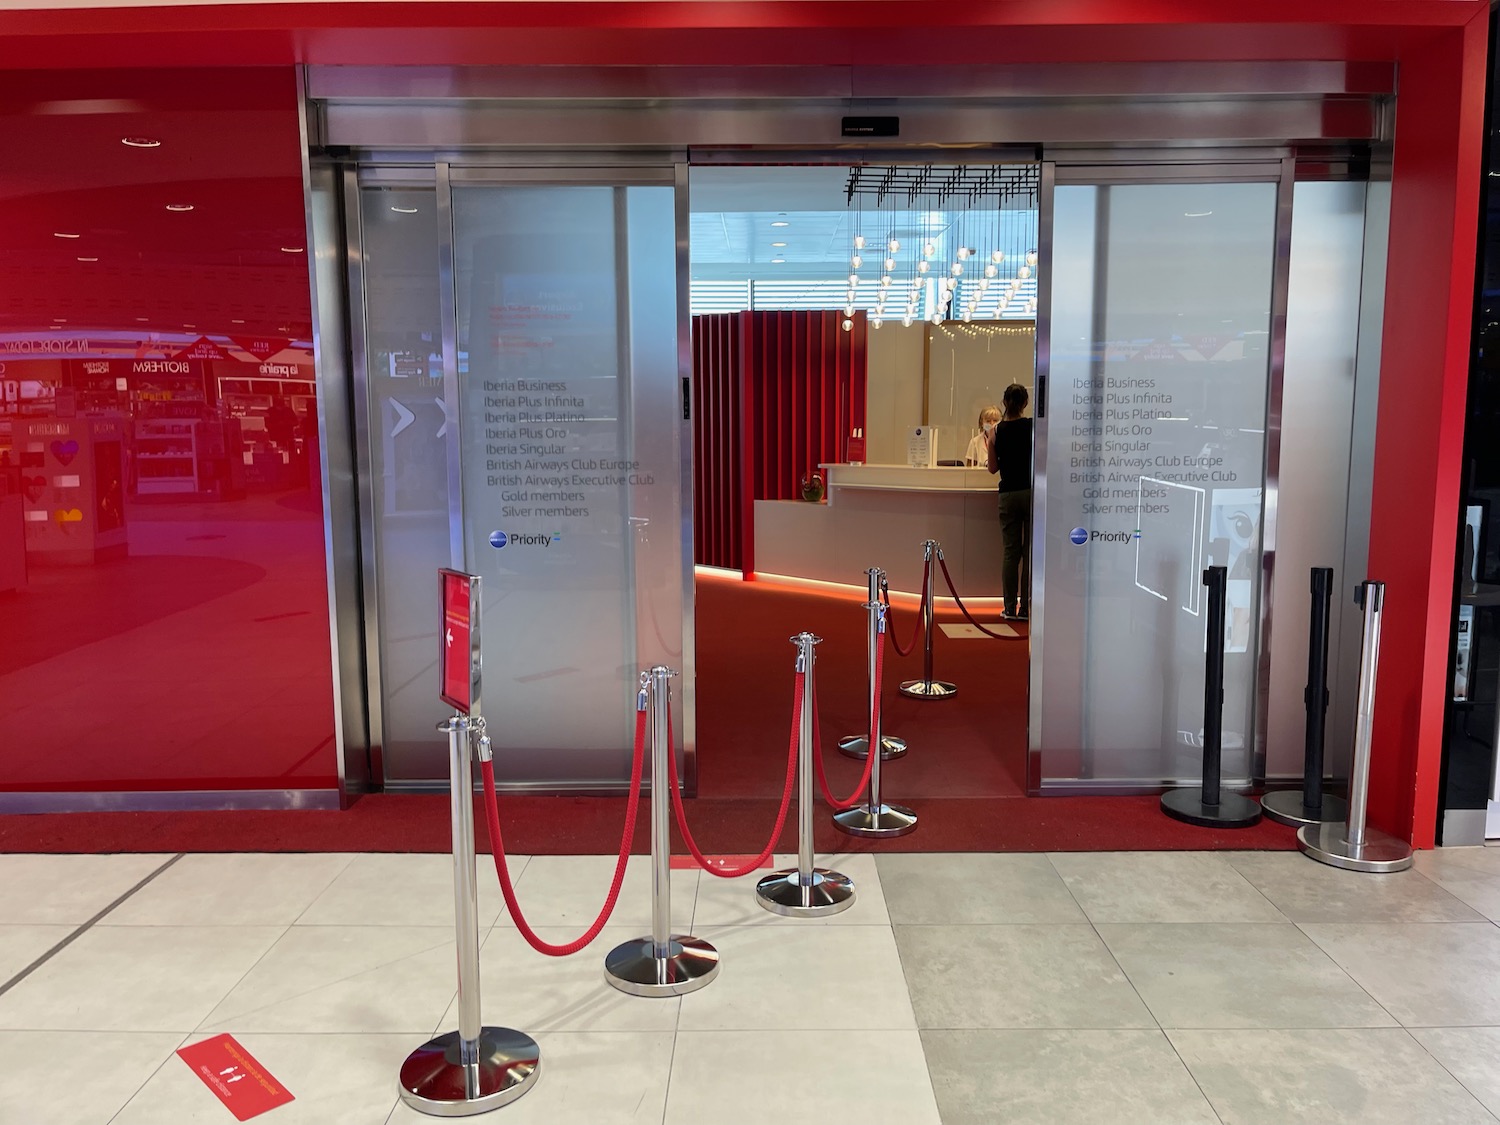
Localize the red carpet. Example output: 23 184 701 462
0 573 1299 854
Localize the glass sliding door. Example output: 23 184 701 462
353 163 688 789
1034 173 1283 790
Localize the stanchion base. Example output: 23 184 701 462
398 1027 540 1117
755 868 856 917
837 734 908 761
1261 789 1349 828
604 935 720 997
834 802 918 838
1298 821 1414 873
1160 787 1263 828
898 679 958 700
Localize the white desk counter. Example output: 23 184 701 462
753 463 1005 597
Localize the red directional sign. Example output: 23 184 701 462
177 1034 294 1122
440 569 478 713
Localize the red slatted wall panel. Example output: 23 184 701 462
691 313 742 571
691 310 867 575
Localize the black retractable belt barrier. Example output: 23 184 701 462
1262 567 1349 827
1161 565 1263 828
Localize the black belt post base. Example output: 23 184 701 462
1161 565 1263 828
1262 566 1348 828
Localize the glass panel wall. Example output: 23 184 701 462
0 70 338 797
1037 180 1278 787
356 184 449 780
453 183 682 787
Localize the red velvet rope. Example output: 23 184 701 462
884 560 927 658
812 636 882 809
665 672 802 878
936 553 1019 640
479 708 646 957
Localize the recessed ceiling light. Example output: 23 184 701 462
771 257 786 264
391 206 419 214
183 324 196 329
52 318 66 324
136 317 149 322
771 221 790 228
280 246 305 254
1184 211 1213 218
76 256 98 262
53 231 81 239
771 242 787 247
121 136 162 148
165 203 195 212
232 319 246 324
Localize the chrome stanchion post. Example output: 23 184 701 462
1264 567 1349 827
840 569 908 761
900 539 957 700
1299 582 1414 872
1161 566 1262 828
836 601 919 838
399 715 541 1116
757 634 856 916
605 668 720 996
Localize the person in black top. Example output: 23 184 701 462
985 382 1034 620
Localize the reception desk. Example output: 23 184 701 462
753 463 1004 596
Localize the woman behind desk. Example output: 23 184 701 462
986 383 1033 621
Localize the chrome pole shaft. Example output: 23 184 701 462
1346 582 1384 849
447 714 482 1092
649 665 672 960
1297 579 1411 872
920 541 936 685
867 570 884 813
797 635 816 887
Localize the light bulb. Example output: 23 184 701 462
957 246 970 260
963 310 973 322
871 317 882 329
849 273 860 285
888 238 900 253
854 234 865 250
845 304 856 317
991 250 1004 263
883 257 895 272
1026 249 1038 267
945 277 957 291
985 264 998 278
902 315 913 327
851 254 863 269
979 277 991 291
923 242 935 258
931 312 943 325
951 263 963 277
847 290 856 303
1018 265 1032 280
917 260 930 274
880 275 892 287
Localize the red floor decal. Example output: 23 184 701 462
177 1034 294 1121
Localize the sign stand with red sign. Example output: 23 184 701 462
399 570 541 1116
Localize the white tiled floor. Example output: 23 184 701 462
3 848 1500 1124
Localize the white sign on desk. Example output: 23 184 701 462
906 426 936 468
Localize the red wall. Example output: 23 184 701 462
1366 17 1490 846
0 68 338 794
692 311 868 576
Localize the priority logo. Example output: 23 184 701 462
1071 527 1142 545
490 530 561 548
